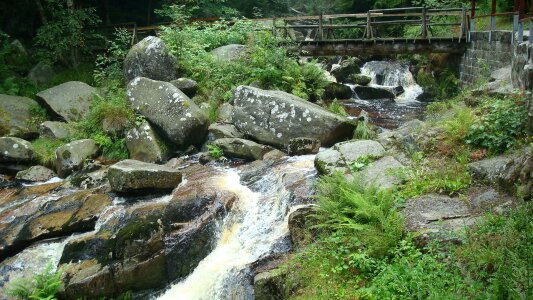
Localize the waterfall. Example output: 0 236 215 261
157 155 316 300
361 61 423 103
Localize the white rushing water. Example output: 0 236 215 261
361 61 423 103
157 155 316 300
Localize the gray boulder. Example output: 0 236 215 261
108 159 182 193
15 165 56 182
287 137 321 156
126 77 208 147
354 85 395 100
39 121 72 140
55 139 99 178
217 103 234 123
0 94 41 138
314 140 385 174
324 82 353 100
357 156 403 189
208 123 244 140
125 122 167 163
212 138 272 161
331 58 361 83
232 86 354 148
0 137 34 163
36 81 97 122
170 78 198 98
28 62 55 86
211 44 246 62
123 36 177 83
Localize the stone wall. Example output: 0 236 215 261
459 31 514 86
511 42 533 134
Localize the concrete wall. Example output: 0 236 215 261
459 31 514 86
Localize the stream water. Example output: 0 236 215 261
344 60 427 129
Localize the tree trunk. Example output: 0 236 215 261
67 0 80 69
34 0 47 25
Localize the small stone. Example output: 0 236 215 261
15 165 56 182
287 137 321 156
170 78 198 98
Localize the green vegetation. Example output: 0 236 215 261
207 144 224 159
327 100 347 116
349 155 378 172
353 120 376 140
6 262 63 300
32 138 67 167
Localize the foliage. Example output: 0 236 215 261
397 156 471 198
327 100 347 116
313 173 404 258
32 138 67 167
207 144 224 159
94 28 132 86
6 262 63 300
0 108 10 136
28 103 49 131
34 0 101 67
466 96 529 154
417 69 459 101
353 119 376 140
349 155 378 173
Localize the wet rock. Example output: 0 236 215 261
0 137 34 164
287 137 320 156
126 77 208 147
314 140 385 174
324 82 353 100
125 121 167 163
208 123 244 140
15 165 56 182
254 268 288 300
59 168 236 298
211 44 246 62
217 103 234 123
36 81 97 122
107 159 182 193
356 156 403 189
123 36 177 83
170 78 198 98
212 138 273 161
354 85 395 100
27 61 55 86
39 121 72 140
0 190 111 261
0 94 41 138
288 205 317 250
55 139 99 178
331 58 361 83
347 74 372 86
232 86 355 148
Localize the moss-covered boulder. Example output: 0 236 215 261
324 82 353 100
39 121 73 140
287 137 321 156
55 139 99 178
15 165 56 182
331 57 361 83
123 36 177 83
107 159 182 193
347 74 372 86
36 81 97 122
0 94 41 138
125 121 168 163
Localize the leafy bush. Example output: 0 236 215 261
349 155 378 172
6 262 63 300
94 28 132 85
207 144 224 159
313 173 404 258
32 138 67 167
353 120 376 140
327 100 347 116
466 97 528 154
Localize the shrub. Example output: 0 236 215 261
6 262 63 300
32 138 66 167
353 120 376 140
466 97 528 154
328 100 347 116
94 28 132 85
207 144 224 159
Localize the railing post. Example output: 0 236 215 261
318 13 324 41
513 0 519 43
470 0 476 32
518 0 525 42
365 11 372 39
489 0 496 42
131 23 137 46
272 17 277 38
421 7 428 39
459 8 466 42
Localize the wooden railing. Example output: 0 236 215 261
272 7 470 42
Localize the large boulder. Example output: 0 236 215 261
107 159 182 193
15 165 56 182
314 140 386 174
324 82 353 100
123 36 177 83
126 77 208 147
170 78 198 98
0 94 41 138
27 61 55 86
125 122 167 163
55 139 99 178
39 121 73 140
354 85 395 100
210 44 246 62
212 138 272 161
357 156 403 189
36 81 97 122
331 58 361 83
231 86 354 148
0 137 34 164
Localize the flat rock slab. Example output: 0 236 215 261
36 81 97 122
108 159 182 193
315 140 385 174
39 121 73 140
358 156 403 189
0 94 40 138
212 138 272 161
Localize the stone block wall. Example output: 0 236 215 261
459 31 514 86
511 43 533 135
